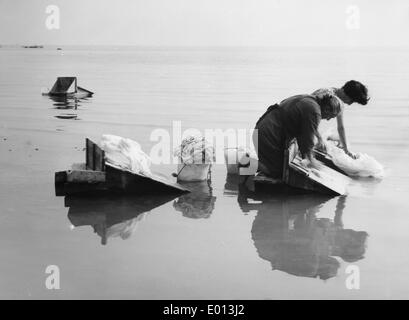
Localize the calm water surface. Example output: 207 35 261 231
0 46 408 299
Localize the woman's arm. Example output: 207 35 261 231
336 112 357 159
336 111 347 149
296 100 321 166
315 131 326 152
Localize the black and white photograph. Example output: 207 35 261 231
0 0 408 303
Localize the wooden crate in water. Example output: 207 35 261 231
55 139 189 196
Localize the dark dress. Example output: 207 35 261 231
253 95 321 178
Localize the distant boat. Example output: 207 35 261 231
57 47 62 50
22 45 44 49
43 77 93 99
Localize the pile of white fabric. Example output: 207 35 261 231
321 131 384 178
100 134 152 176
174 135 215 165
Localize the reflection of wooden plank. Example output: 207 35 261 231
66 193 179 245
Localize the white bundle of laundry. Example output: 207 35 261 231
100 134 152 176
174 135 215 165
322 131 384 178
173 135 216 181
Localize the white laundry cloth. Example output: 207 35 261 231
174 135 215 165
319 129 384 179
100 134 152 176
324 141 384 178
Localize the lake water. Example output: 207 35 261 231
0 46 408 299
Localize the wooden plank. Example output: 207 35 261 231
55 167 189 196
85 138 105 171
55 171 68 196
66 170 106 183
253 174 283 185
105 164 190 194
313 149 347 175
86 138 94 170
71 163 86 170
55 169 107 196
77 86 94 95
93 144 105 172
289 156 351 195
55 171 67 183
279 139 351 195
59 182 109 196
253 173 297 194
283 139 299 181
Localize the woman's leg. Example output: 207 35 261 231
253 129 284 178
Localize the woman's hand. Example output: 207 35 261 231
344 149 358 159
316 140 327 153
315 134 327 153
308 157 323 170
305 153 323 170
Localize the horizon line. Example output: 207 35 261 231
2 43 409 48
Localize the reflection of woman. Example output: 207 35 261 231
173 181 216 219
241 194 368 280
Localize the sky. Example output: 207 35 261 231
0 0 408 46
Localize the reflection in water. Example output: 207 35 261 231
173 181 216 219
48 95 80 110
47 95 92 120
238 189 368 280
66 194 178 245
224 174 240 196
